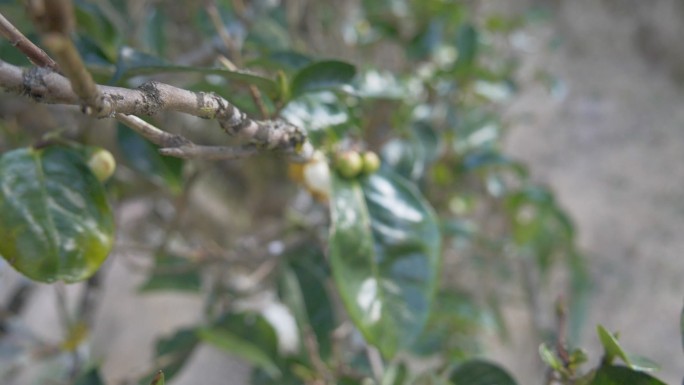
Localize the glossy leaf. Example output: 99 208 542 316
291 60 356 98
589 365 667 385
139 255 201 293
116 123 184 194
0 147 114 283
329 167 441 358
450 360 518 385
197 327 281 379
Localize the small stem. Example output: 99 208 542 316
0 12 59 70
365 345 384 384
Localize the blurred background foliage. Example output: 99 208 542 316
0 0 673 385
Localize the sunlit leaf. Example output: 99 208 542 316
450 360 517 385
0 147 114 283
329 167 441 358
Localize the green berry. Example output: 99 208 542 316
361 151 381 174
335 151 363 179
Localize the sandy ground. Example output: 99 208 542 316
2 1 684 384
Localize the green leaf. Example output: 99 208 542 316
596 325 659 372
454 23 479 69
291 60 356 98
597 325 630 366
0 147 114 283
450 360 518 385
589 365 667 385
110 47 277 94
139 255 202 293
329 167 441 358
539 343 564 372
74 367 105 385
138 328 198 385
197 327 281 379
116 123 184 194
280 246 336 358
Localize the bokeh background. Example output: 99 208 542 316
1 0 683 384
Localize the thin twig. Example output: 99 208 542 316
42 33 104 113
0 12 59 70
0 60 313 160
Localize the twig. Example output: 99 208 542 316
0 60 313 160
42 33 104 113
365 345 384 384
0 12 59 70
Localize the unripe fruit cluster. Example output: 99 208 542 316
334 150 381 179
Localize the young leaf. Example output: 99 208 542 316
329 167 441 358
0 147 114 283
597 325 630 366
450 360 518 385
291 60 356 98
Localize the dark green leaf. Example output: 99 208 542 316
280 246 336 358
411 290 483 359
213 312 280 361
450 360 518 385
197 327 281 379
329 167 441 358
139 255 201 293
116 123 184 194
589 365 667 385
110 47 277 93
455 23 478 69
74 367 105 385
291 60 356 98
138 329 198 385
0 147 114 283
250 51 313 73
